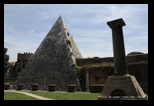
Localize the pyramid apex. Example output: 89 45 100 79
53 15 65 27
57 15 63 21
59 15 62 18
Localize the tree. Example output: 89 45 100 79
127 51 144 56
4 47 9 77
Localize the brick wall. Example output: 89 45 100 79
76 54 148 94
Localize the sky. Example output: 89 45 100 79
4 4 148 62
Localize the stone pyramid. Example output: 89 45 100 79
16 16 82 91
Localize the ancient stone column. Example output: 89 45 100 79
107 18 127 75
98 18 147 100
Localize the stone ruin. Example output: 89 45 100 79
16 16 82 91
98 18 148 100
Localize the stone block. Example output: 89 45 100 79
4 83 10 90
16 84 24 90
31 84 38 91
48 84 56 91
68 84 76 92
90 84 104 93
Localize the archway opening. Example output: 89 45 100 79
110 89 127 98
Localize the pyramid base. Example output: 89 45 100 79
98 74 148 100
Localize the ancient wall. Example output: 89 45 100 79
8 51 148 93
126 54 148 64
8 62 16 78
76 54 148 66
127 63 148 94
8 53 33 79
76 54 148 94
76 57 113 66
17 52 33 62
15 53 33 77
16 53 33 69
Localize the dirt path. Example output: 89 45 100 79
4 90 54 100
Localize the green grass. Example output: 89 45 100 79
4 92 38 100
4 91 100 100
27 91 100 100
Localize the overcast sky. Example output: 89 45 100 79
4 4 148 62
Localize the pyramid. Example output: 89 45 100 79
16 16 82 91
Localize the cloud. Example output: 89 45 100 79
4 4 148 62
4 22 46 61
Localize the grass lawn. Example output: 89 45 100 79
27 91 100 100
4 92 38 100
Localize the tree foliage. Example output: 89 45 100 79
4 47 9 77
127 51 144 56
